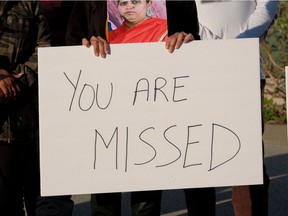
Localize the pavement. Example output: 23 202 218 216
72 124 288 216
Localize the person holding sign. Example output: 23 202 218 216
0 1 51 215
195 0 279 215
66 1 216 216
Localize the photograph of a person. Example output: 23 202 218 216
107 0 168 43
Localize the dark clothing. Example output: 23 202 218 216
0 0 50 143
0 1 50 215
184 188 216 216
91 193 121 216
0 140 39 216
166 1 200 39
131 191 162 216
91 189 216 216
65 1 107 45
36 195 74 216
40 1 74 46
90 183 162 215
91 191 162 216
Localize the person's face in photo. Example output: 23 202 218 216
117 0 151 24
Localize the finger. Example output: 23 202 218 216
97 36 110 55
90 36 100 57
1 77 20 98
82 38 90 47
96 36 108 58
9 84 20 97
174 32 186 49
183 33 194 43
3 87 14 98
11 74 21 93
172 32 194 51
0 81 9 97
165 36 174 49
97 40 106 58
166 37 177 53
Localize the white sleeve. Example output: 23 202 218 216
199 23 221 40
236 0 279 41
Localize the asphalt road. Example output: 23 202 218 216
72 124 288 216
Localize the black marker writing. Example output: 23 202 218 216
154 77 169 102
156 125 182 168
133 76 189 105
173 76 189 102
183 124 203 168
92 123 241 172
209 123 241 171
133 78 149 105
93 128 119 170
63 70 82 111
134 127 157 166
64 70 113 111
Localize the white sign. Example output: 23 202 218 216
38 39 263 196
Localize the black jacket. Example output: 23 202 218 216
65 0 200 45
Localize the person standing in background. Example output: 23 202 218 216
0 1 50 215
195 0 279 215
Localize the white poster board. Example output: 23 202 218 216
38 39 263 196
